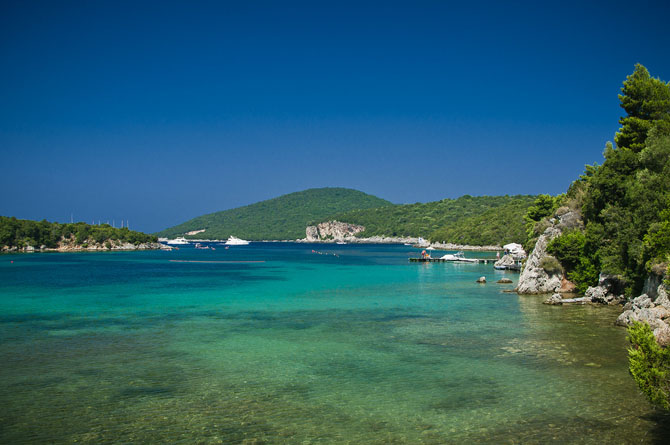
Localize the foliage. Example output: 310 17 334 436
540 256 563 276
627 321 670 411
546 230 599 293
615 64 670 153
0 216 157 248
550 65 670 297
155 188 392 240
328 195 538 245
523 194 562 251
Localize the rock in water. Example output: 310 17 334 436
497 278 513 284
494 254 515 269
544 293 563 305
476 276 486 283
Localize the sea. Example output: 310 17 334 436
0 243 667 444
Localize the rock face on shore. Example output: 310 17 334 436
305 221 365 241
516 226 563 294
616 283 670 346
516 210 582 294
583 274 626 305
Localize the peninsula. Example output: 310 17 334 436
0 216 160 252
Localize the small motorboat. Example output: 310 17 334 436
440 251 478 263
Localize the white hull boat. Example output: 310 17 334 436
225 236 250 246
167 237 190 245
440 251 478 263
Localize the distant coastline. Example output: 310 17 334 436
176 237 502 251
3 241 161 253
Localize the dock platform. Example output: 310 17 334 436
409 258 495 264
409 257 521 270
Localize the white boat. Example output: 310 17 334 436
440 251 478 263
336 241 346 245
167 237 190 245
225 236 250 246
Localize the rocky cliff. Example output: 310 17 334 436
516 226 563 294
516 210 581 294
305 221 365 241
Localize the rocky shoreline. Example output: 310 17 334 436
301 220 502 250
2 240 161 253
516 209 670 345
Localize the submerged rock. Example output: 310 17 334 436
544 294 563 305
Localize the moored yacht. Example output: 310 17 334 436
166 237 190 245
225 236 250 245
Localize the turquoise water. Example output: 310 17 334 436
0 243 667 443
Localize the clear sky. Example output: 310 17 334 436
2 0 669 233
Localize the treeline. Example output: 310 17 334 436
0 216 157 248
527 64 670 297
325 195 537 245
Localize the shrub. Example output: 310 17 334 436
540 255 563 276
547 230 586 271
628 321 670 410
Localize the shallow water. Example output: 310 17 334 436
0 243 667 443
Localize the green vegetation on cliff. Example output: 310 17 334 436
327 195 537 245
155 188 392 240
540 64 670 297
0 216 157 249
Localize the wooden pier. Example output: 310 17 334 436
409 258 495 264
409 257 521 271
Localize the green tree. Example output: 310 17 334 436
615 64 670 152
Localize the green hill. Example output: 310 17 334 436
325 195 538 245
155 187 392 240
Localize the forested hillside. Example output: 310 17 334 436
326 195 537 245
0 216 157 249
155 188 392 240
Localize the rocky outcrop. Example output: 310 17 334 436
544 293 563 305
516 210 583 295
494 254 516 269
516 226 563 294
305 221 365 241
616 283 670 346
583 274 626 305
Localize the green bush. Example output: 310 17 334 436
547 230 586 271
540 255 563 276
628 321 670 410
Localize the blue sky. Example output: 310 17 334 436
2 0 669 233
